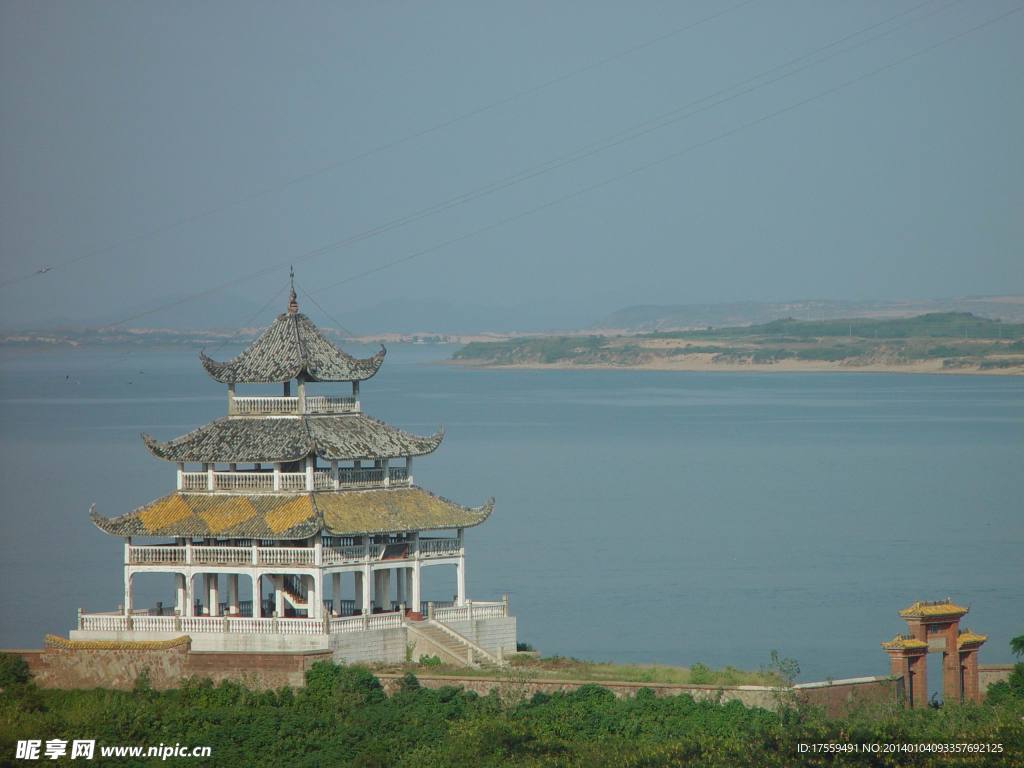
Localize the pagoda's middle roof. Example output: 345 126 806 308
200 312 385 384
142 414 443 464
90 487 494 539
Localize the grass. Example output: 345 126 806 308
370 656 785 687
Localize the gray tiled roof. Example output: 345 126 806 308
200 312 385 383
142 414 444 464
89 487 493 539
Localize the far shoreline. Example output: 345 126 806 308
443 357 1024 376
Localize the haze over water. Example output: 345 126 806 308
0 343 1020 689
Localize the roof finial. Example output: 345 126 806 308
287 266 299 315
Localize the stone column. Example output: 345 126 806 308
456 556 466 606
354 571 364 612
332 573 342 616
175 573 186 616
309 573 321 620
251 575 262 618
362 566 371 611
208 574 219 617
273 463 282 491
185 575 195 618
227 574 239 615
411 560 422 614
123 570 133 616
306 457 315 491
274 577 284 617
396 567 405 605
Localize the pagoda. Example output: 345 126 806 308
75 276 515 666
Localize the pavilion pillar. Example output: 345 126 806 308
176 462 184 490
227 574 239 615
362 565 372 612
382 458 390 487
309 573 320 620
332 573 342 616
396 567 405 605
456 557 466 606
297 376 306 414
274 578 284 617
227 382 235 414
251 575 261 618
175 573 186 616
273 463 281 491
206 463 215 491
306 457 315 491
123 570 133 616
184 575 195 617
411 560 421 614
208 574 219 617
331 460 339 490
355 570 366 612
406 456 413 484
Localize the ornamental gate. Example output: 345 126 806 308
881 599 986 708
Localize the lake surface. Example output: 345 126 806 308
0 343 1021 693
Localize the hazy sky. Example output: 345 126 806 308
1 0 1022 331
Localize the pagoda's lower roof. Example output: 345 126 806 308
142 414 443 464
90 487 493 540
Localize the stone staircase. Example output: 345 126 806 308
408 620 504 668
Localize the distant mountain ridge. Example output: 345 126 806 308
596 296 1024 332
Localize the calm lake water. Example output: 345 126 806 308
1 343 1021 691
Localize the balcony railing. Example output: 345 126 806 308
127 537 460 568
178 466 411 493
229 395 359 416
78 610 407 635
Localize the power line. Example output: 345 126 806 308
0 0 758 289
308 4 1023 297
293 278 358 339
98 0 964 328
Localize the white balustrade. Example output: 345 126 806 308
178 467 411 493
210 472 275 491
229 395 359 416
432 601 506 622
230 396 299 415
336 467 385 488
367 612 404 630
418 537 460 558
329 615 367 634
192 546 253 566
180 473 208 491
304 395 358 414
132 616 177 632
256 547 315 566
322 545 367 565
128 546 186 565
279 473 307 491
80 614 129 632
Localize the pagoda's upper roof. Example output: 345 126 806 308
200 312 385 383
142 414 443 464
89 487 494 539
